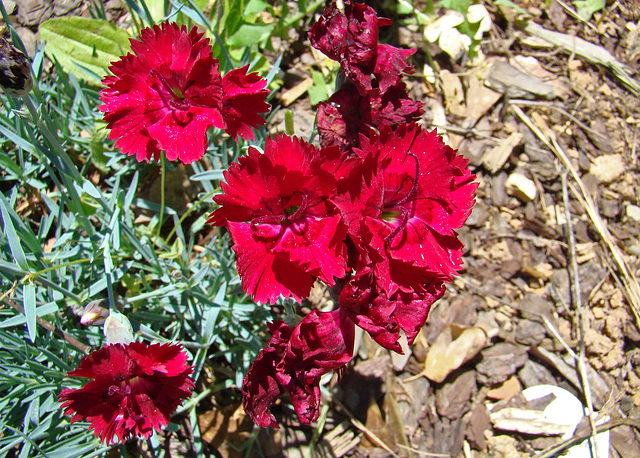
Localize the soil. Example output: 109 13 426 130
4 0 640 457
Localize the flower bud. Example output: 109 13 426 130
80 299 110 326
103 311 134 345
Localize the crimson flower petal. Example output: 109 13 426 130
226 221 317 304
242 310 354 427
373 44 416 93
317 84 423 150
309 1 386 93
58 342 194 445
339 267 445 352
240 321 291 428
309 1 416 98
221 65 271 140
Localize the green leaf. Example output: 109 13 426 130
572 0 605 21
143 0 168 22
23 284 37 342
0 197 28 271
226 23 274 48
438 0 472 14
39 17 131 83
308 69 329 106
244 0 271 17
494 0 529 15
90 120 110 173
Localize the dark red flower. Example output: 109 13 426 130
242 310 354 428
331 123 478 294
317 84 423 150
309 1 414 95
58 342 194 445
208 135 352 304
100 22 269 164
338 266 445 352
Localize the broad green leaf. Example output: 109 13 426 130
245 0 271 17
143 0 167 22
438 0 472 14
39 17 131 83
573 0 605 21
226 23 274 48
308 69 329 106
90 120 110 173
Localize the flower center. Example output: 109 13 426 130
106 382 131 398
250 192 310 232
150 69 191 111
383 152 419 246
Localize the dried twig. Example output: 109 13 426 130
2 297 91 355
560 171 600 458
534 418 640 458
508 99 608 141
518 22 640 95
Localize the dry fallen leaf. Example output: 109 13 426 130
405 324 488 383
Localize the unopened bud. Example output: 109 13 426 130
104 311 134 345
80 299 110 326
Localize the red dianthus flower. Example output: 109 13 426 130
208 135 352 304
332 124 478 294
241 310 354 428
338 266 445 353
58 342 194 445
100 22 269 164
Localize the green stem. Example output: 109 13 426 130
157 152 166 241
25 257 92 278
163 189 218 245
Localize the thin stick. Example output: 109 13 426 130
535 418 640 458
2 297 91 354
508 99 607 141
561 171 600 458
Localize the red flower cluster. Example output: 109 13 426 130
210 1 478 428
309 1 423 150
100 22 270 164
58 342 194 445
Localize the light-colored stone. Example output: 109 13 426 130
589 154 625 183
505 172 537 202
626 204 640 222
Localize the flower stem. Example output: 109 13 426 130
163 189 218 245
157 152 166 241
